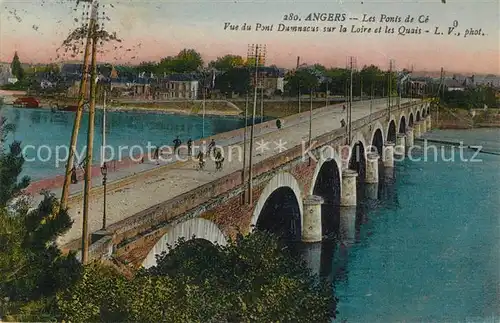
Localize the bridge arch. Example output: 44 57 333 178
142 218 228 269
310 148 342 200
311 149 342 237
349 132 367 183
398 114 407 133
386 118 397 143
369 121 385 155
252 172 304 240
416 110 421 122
409 113 414 127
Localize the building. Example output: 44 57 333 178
153 74 199 100
0 62 15 85
252 66 285 96
444 78 465 91
408 80 427 96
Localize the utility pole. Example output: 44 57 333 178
388 59 395 119
60 0 97 209
241 92 248 204
202 87 206 138
81 1 99 264
296 56 301 113
260 85 264 123
100 90 108 231
308 87 313 166
247 44 266 205
437 66 444 126
348 56 354 145
325 81 329 107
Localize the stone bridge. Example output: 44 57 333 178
79 99 432 269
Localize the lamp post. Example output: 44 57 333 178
100 162 107 230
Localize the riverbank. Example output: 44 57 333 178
432 107 500 129
7 94 339 118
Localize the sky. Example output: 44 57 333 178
0 0 499 74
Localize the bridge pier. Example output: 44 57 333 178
421 119 427 133
339 206 356 243
341 169 358 206
383 142 395 168
426 116 432 130
406 127 414 149
302 195 324 242
414 122 422 138
365 152 379 184
395 134 406 158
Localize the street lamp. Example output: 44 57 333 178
100 162 107 230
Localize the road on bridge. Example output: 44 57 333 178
49 98 417 246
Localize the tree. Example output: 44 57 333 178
215 67 251 96
284 69 320 95
10 51 24 80
156 49 204 75
174 49 203 73
135 61 158 75
359 65 384 96
0 115 80 321
57 232 337 322
208 55 245 71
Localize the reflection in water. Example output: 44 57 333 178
338 207 356 245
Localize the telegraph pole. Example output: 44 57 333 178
308 87 313 165
81 1 99 264
247 44 266 205
297 56 301 113
388 59 395 119
260 85 264 123
100 90 107 230
325 80 329 107
348 56 354 145
202 87 206 138
60 0 97 209
241 92 248 204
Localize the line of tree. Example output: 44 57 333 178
0 113 337 321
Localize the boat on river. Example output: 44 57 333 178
13 97 40 109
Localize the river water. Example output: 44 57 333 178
329 128 500 322
0 106 250 181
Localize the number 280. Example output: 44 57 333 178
283 13 300 21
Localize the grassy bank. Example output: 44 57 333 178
433 106 500 129
37 95 336 118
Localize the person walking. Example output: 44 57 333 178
153 146 160 165
71 166 78 184
187 138 193 156
173 136 182 154
276 119 282 129
215 149 224 171
197 150 205 170
207 138 216 156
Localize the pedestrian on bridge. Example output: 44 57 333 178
215 149 225 171
173 136 182 155
187 138 193 156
